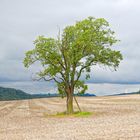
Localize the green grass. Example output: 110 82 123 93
74 111 92 117
44 111 93 118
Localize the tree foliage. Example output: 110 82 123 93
23 17 123 113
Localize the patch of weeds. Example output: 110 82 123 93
74 111 92 117
44 111 93 118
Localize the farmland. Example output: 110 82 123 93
0 95 140 140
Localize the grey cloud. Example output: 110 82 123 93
0 0 140 83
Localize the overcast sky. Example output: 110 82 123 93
0 0 140 85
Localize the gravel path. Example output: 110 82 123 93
0 95 140 140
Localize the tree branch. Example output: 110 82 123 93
74 60 95 85
31 73 61 84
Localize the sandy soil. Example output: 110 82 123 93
0 95 140 140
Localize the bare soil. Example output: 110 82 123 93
0 95 140 140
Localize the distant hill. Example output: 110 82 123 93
108 91 140 96
0 87 32 101
0 87 59 101
0 87 96 101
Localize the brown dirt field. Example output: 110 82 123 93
0 95 140 140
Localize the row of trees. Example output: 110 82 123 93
23 17 123 114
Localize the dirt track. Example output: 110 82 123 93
0 95 140 140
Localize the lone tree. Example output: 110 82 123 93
23 17 123 114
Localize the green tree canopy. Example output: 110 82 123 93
24 17 123 114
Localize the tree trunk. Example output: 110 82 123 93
66 87 74 114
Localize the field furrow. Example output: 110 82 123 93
0 95 140 140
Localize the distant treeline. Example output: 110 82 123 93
0 87 96 101
1 86 140 101
108 90 140 96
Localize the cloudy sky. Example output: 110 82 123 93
0 0 140 94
